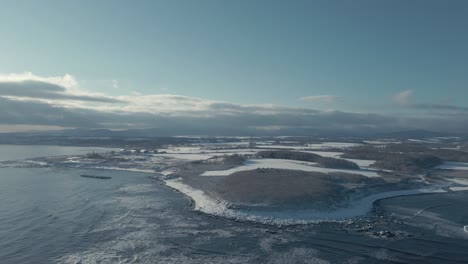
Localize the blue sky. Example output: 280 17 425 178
0 0 467 134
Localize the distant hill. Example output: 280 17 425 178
0 127 460 140
376 129 455 139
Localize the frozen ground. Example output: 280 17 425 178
154 147 468 225
299 151 376 167
345 158 376 167
307 142 362 149
446 178 468 191
156 153 215 160
299 150 343 157
255 141 362 151
257 145 310 150
154 146 257 161
165 178 447 225
200 159 381 178
363 140 399 145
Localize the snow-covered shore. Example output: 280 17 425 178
164 177 446 225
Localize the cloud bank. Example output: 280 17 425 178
392 89 468 116
0 73 466 135
0 73 120 103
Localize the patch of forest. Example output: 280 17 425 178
341 144 456 172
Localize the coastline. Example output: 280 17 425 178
163 177 447 225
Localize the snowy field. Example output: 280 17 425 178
363 140 397 145
200 158 381 178
299 150 343 157
447 178 468 191
306 142 362 149
344 158 376 167
155 153 215 160
298 151 376 167
149 145 259 161
256 141 362 151
257 145 309 150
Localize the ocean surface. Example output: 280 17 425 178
0 144 117 161
1 145 468 264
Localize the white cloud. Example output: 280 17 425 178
0 73 120 104
114 94 217 114
0 124 68 133
0 73 329 117
0 72 78 89
1 73 467 134
299 95 337 103
393 90 412 105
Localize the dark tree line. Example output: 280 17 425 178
372 155 442 173
257 150 321 162
342 144 448 173
316 157 360 170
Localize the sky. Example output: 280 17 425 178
0 0 467 135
